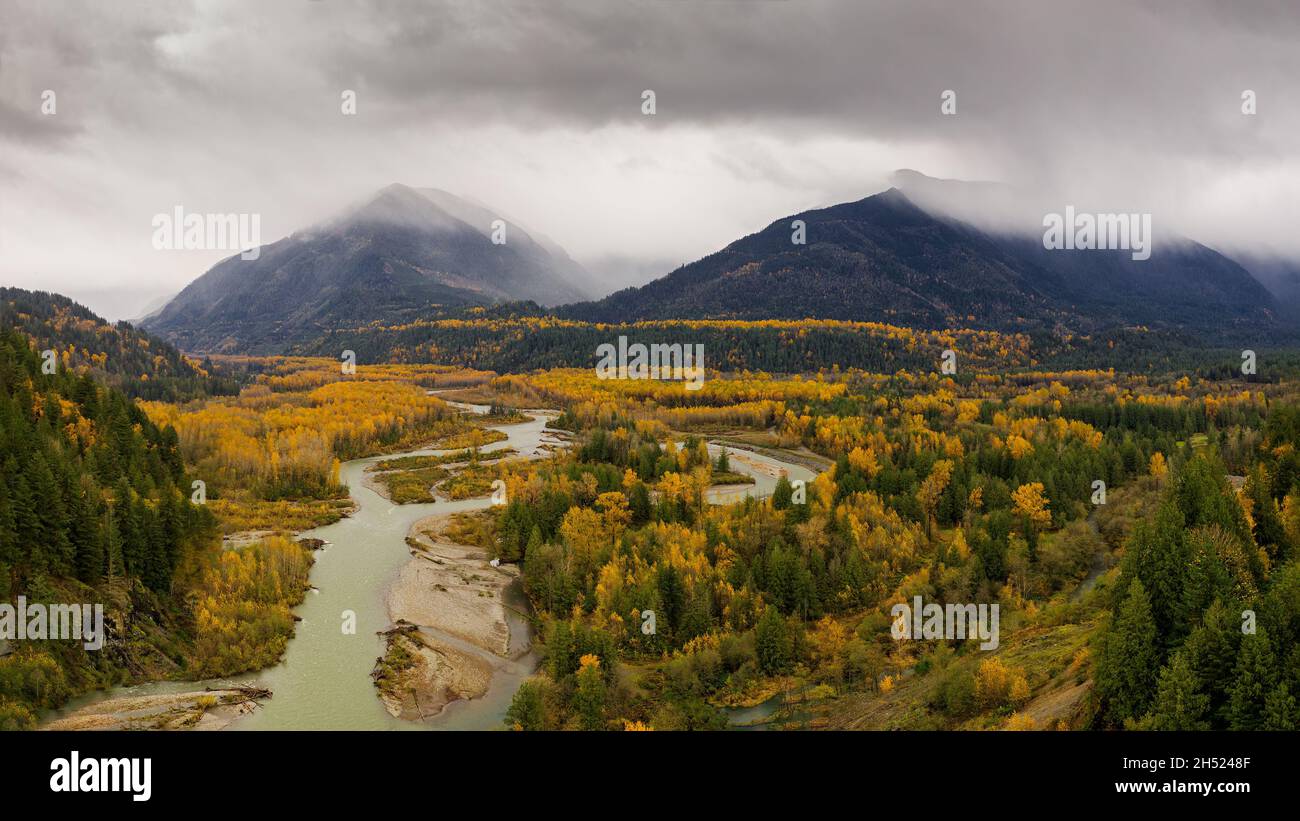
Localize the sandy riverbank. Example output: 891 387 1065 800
372 626 494 721
388 513 515 654
374 512 520 720
42 688 268 731
727 450 786 479
359 470 399 503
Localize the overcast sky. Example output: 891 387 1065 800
2 0 1299 320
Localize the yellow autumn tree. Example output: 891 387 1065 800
847 446 881 478
1149 452 1168 484
1011 482 1052 530
1005 713 1036 731
975 657 1030 710
1282 490 1300 548
915 459 954 538
1007 434 1034 459
595 491 631 544
809 615 847 678
559 507 608 578
949 528 970 561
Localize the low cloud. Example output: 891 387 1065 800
1 0 1298 319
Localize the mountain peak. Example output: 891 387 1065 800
142 186 593 352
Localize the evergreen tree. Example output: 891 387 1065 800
1123 500 1189 650
71 480 104 584
572 655 606 730
1148 650 1209 730
101 506 123 579
756 606 794 675
1262 683 1297 731
1096 579 1160 726
772 476 793 510
628 481 651 525
656 564 685 644
1183 599 1241 726
1228 629 1279 730
504 680 548 731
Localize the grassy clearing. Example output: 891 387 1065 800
374 466 449 504
710 470 756 486
371 447 517 472
431 428 508 450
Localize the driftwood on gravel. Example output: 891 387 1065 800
211 685 272 701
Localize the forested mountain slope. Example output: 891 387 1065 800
562 188 1277 342
1 287 234 401
0 325 217 728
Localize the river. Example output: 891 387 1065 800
43 407 821 730
699 441 818 504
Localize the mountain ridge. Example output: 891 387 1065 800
560 183 1279 339
144 176 1286 355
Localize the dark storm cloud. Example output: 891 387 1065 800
318 0 1300 158
11 0 1296 158
1 0 1298 319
